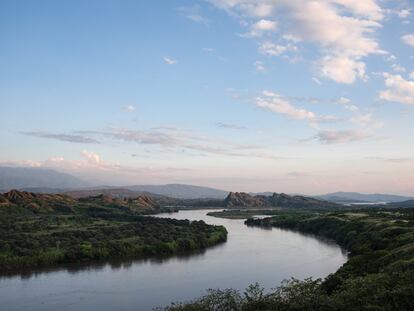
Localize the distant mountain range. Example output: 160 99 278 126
0 166 88 190
1 166 413 204
2 188 414 210
63 184 228 200
315 192 414 203
0 166 229 199
125 184 228 199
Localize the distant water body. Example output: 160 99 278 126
0 209 347 311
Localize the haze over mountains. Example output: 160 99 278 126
0 166 228 199
1 166 413 203
126 184 228 199
0 166 88 190
315 192 414 204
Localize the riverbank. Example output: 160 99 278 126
163 208 414 310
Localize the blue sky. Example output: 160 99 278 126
1 0 414 194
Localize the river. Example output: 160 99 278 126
0 209 347 310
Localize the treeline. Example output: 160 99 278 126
0 195 227 271
162 209 414 310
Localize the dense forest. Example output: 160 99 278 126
0 190 227 271
162 208 414 311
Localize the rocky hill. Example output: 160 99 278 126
224 192 337 209
1 189 76 212
224 192 268 207
0 190 161 214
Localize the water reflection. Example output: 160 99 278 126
0 209 347 311
0 242 229 281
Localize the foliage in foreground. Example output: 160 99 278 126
162 208 414 311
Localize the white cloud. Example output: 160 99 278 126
337 97 351 105
77 127 270 159
259 42 296 56
314 129 371 144
178 5 210 25
209 0 383 20
22 131 99 144
385 54 397 62
208 1 274 17
44 151 118 172
187 14 209 24
217 123 248 130
256 93 316 120
335 98 381 127
253 19 277 31
391 64 406 73
332 0 383 20
124 105 136 112
208 0 385 84
410 72 414 80
202 47 216 53
254 60 265 72
312 77 322 85
350 113 373 125
401 34 414 46
282 34 301 42
256 91 336 125
378 73 414 105
81 150 101 165
397 9 411 19
244 19 277 37
335 97 359 112
163 57 177 65
345 105 359 112
287 1 382 57
319 55 367 84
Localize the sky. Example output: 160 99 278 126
1 0 414 195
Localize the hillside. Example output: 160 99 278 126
224 192 337 209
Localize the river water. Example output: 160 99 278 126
0 209 347 310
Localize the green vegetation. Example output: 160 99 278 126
0 191 227 271
163 208 414 311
